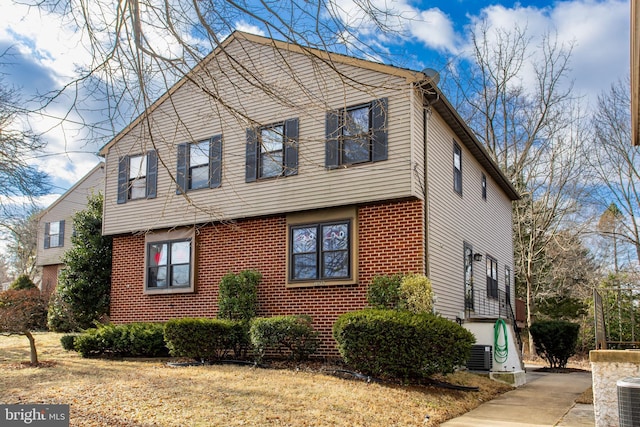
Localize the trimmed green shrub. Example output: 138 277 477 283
367 274 403 309
60 334 78 351
218 270 261 322
399 274 433 313
10 274 37 290
164 318 239 362
530 320 580 368
73 323 168 358
249 315 319 363
333 309 475 379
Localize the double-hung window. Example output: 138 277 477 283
290 220 351 281
486 256 498 298
325 98 388 168
117 150 158 203
176 135 222 193
453 142 462 195
260 124 285 178
44 220 65 249
145 228 196 294
246 119 298 182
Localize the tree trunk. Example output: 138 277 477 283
24 330 38 365
526 275 536 356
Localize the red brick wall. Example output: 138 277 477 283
110 199 424 356
41 264 61 297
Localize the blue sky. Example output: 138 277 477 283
0 0 631 206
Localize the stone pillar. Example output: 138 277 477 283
590 350 640 427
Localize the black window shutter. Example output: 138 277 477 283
245 128 258 182
176 143 188 194
117 156 129 204
210 134 222 188
325 110 340 169
44 222 50 249
371 97 388 162
146 150 157 199
284 118 299 176
59 220 65 247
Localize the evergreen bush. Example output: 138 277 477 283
399 274 434 313
60 334 78 351
73 323 168 358
9 274 37 290
333 309 475 379
366 274 403 309
530 320 579 368
249 315 319 363
48 193 112 331
164 318 239 362
217 270 261 322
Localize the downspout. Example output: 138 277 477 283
423 104 431 277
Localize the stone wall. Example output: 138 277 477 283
590 350 640 427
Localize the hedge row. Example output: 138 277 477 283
67 315 319 363
70 322 168 358
66 310 477 380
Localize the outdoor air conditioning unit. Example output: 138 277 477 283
618 377 640 427
466 345 492 371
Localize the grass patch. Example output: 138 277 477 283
1 332 511 426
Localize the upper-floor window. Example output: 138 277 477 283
290 220 351 282
486 256 498 299
482 173 487 200
44 220 65 249
453 142 462 195
325 98 388 168
176 135 222 193
246 119 298 182
117 150 157 203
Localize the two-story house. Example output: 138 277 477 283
99 31 522 380
36 162 105 295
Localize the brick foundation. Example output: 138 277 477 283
110 199 424 357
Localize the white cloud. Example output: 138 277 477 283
235 21 266 37
407 8 459 53
464 1 629 106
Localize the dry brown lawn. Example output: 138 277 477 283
1 333 512 426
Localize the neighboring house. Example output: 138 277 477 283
36 163 105 295
99 31 522 378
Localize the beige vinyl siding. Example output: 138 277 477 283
37 164 105 267
426 112 514 320
103 38 420 236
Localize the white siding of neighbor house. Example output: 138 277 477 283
102 37 422 236
425 111 515 319
36 163 106 267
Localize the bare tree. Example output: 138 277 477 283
22 0 409 146
444 23 588 353
3 209 41 282
589 78 640 268
0 66 50 221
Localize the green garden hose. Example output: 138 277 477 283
494 318 508 363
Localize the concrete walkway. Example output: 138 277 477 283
441 368 593 427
